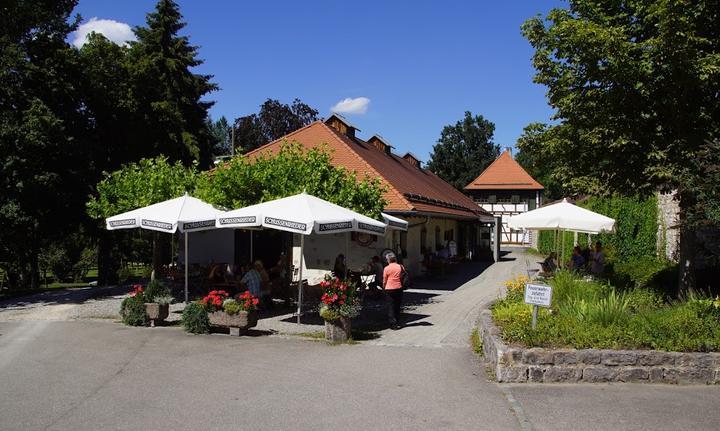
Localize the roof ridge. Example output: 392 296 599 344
319 122 413 211
244 120 323 158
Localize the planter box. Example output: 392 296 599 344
478 308 720 384
208 310 258 336
144 303 169 327
325 317 352 343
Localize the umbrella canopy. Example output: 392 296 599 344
106 194 224 303
216 192 387 324
216 192 387 236
507 198 615 234
107 194 223 233
382 212 408 231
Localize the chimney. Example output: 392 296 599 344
368 134 392 154
402 153 422 169
325 113 358 139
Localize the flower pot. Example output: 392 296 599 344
324 317 352 343
208 310 258 335
144 303 169 327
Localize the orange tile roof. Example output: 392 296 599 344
464 150 544 190
244 121 493 220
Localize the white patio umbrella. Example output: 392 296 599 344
382 212 408 231
106 194 224 303
507 198 615 266
216 192 387 323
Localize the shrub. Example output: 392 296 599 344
318 275 361 320
144 280 171 303
504 275 529 303
120 294 149 326
223 299 242 315
117 267 132 284
181 302 210 334
625 288 663 312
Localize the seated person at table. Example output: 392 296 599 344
569 246 586 272
541 252 557 274
590 241 605 275
208 263 224 283
240 262 262 299
333 254 346 279
255 260 272 309
368 256 384 290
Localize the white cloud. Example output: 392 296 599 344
330 97 370 115
71 17 136 48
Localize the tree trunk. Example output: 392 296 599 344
29 226 40 290
97 229 111 286
677 192 696 295
678 224 696 295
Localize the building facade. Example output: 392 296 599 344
245 114 496 277
464 150 543 245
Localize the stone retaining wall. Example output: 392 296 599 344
478 309 720 384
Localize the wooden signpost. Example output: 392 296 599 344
524 283 553 329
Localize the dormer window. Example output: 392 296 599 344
325 113 359 139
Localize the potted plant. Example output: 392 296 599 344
120 285 149 326
318 275 361 343
143 280 172 327
201 290 259 335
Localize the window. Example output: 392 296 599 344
528 198 536 210
511 195 520 204
488 195 497 203
435 226 441 250
420 226 427 253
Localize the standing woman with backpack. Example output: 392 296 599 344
383 252 407 330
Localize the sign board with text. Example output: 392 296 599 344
524 283 552 308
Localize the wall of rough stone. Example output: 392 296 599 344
657 191 680 262
478 309 720 384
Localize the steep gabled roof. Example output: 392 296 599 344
244 121 493 220
465 150 544 191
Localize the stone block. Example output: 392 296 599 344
553 350 579 365
582 367 618 383
616 367 649 382
601 351 638 366
637 351 674 367
675 353 715 368
499 349 522 365
664 368 714 385
497 366 528 383
578 350 602 365
522 349 555 365
649 368 665 382
528 366 545 382
544 367 583 383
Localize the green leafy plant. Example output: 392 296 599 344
144 279 171 303
181 302 210 334
222 299 242 315
153 294 174 306
120 286 149 326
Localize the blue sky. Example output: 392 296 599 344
71 0 563 161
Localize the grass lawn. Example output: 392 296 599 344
493 271 720 352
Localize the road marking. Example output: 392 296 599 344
499 384 534 431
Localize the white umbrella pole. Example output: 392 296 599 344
250 230 253 262
297 235 305 324
184 231 189 304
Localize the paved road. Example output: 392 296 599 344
1 250 719 430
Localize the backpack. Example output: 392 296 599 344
400 265 412 290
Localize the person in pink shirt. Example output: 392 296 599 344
383 252 404 329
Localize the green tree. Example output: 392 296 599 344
522 0 720 289
426 111 500 190
514 123 565 200
128 0 217 168
233 98 319 153
87 157 197 276
0 0 91 289
195 143 387 218
207 115 231 157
